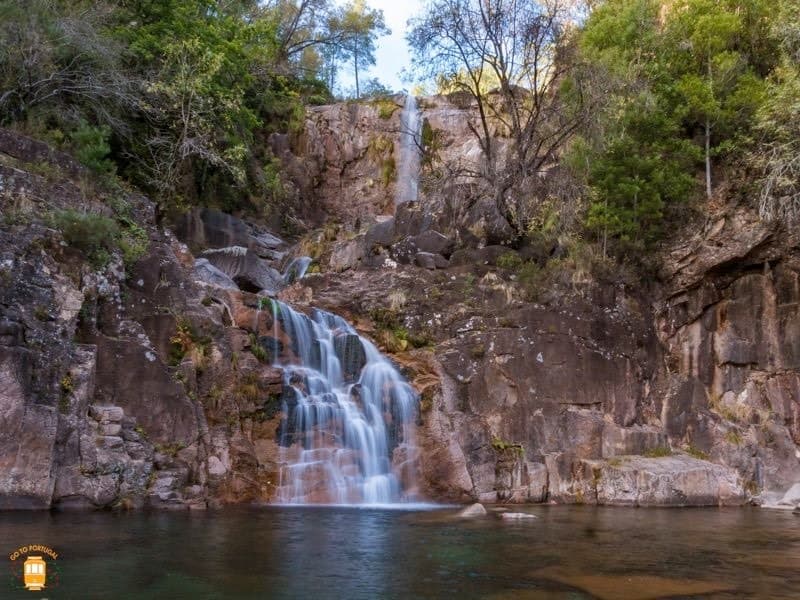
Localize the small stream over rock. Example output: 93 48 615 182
271 301 420 504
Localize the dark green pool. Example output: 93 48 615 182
1 505 798 599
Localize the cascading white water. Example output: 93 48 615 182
271 301 420 504
282 256 312 285
395 94 422 206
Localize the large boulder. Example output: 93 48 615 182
364 218 396 250
414 252 449 270
329 238 365 272
392 231 454 264
194 258 239 290
200 247 284 294
413 230 455 257
585 455 746 507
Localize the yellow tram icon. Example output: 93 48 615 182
23 555 46 591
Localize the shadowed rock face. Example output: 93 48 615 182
175 208 252 252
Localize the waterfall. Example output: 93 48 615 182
395 94 422 206
271 301 420 505
282 256 312 285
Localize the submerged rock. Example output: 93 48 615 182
457 502 487 517
534 566 734 600
499 512 537 521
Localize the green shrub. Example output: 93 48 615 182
497 251 524 270
249 332 268 362
118 217 149 268
491 438 523 454
685 445 709 460
644 446 672 458
52 209 119 267
373 99 397 119
262 157 286 210
517 261 545 301
381 156 397 186
69 121 115 175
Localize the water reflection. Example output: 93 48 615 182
0 506 797 599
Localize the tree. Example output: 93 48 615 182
329 0 389 98
663 0 772 199
751 0 800 222
0 0 138 131
0 0 335 222
577 0 781 254
408 0 592 235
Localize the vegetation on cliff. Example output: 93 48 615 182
0 0 389 222
408 0 800 260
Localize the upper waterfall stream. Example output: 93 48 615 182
395 94 421 206
271 301 420 505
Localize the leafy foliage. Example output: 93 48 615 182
0 0 387 225
576 0 784 256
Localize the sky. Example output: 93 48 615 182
334 0 424 93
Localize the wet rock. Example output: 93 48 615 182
333 334 367 383
457 502 487 517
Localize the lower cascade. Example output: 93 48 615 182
271 301 420 504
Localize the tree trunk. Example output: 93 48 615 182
353 39 360 99
705 56 713 200
705 117 712 199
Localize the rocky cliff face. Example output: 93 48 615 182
1 93 799 511
655 209 800 499
0 130 293 510
272 96 800 508
288 196 800 507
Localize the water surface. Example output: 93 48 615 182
1 506 798 599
